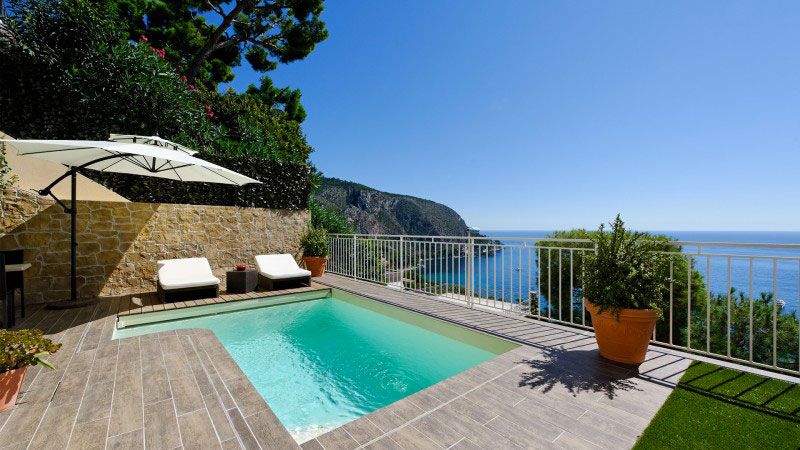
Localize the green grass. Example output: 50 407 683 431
634 361 800 449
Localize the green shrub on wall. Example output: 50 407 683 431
0 0 316 190
86 154 310 210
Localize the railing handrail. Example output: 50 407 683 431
329 233 800 250
326 232 800 376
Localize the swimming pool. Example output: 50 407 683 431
115 289 517 442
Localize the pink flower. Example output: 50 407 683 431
147 46 165 59
204 104 214 119
188 84 195 91
140 35 148 42
181 75 188 82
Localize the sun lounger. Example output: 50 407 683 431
157 257 220 302
254 254 311 291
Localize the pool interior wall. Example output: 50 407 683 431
114 288 518 442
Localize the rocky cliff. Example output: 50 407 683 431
314 177 470 236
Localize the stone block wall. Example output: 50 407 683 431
1 189 310 304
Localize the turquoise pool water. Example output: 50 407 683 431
115 290 516 442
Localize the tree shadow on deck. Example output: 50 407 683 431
514 346 642 400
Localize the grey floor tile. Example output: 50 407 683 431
224 376 266 418
340 417 384 445
28 401 80 449
246 408 300 449
76 380 114 424
50 369 90 406
316 426 359 450
300 438 324 450
109 385 144 437
364 407 407 434
204 393 236 443
144 399 181 450
66 417 109 450
0 400 49 447
178 409 222 450
170 375 205 415
107 428 145 450
225 408 260 449
410 414 464 448
387 425 441 449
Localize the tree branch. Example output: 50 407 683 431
186 0 245 81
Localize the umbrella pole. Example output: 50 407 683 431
70 169 77 303
44 167 97 309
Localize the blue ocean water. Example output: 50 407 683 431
425 230 800 313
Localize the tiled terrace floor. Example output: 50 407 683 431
0 284 328 450
308 274 696 450
2 276 705 450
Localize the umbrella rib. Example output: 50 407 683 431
17 145 101 156
154 159 173 171
202 166 240 185
155 163 191 172
95 150 128 171
121 155 150 171
166 161 185 182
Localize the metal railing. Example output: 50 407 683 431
328 233 800 376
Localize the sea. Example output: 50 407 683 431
424 230 800 314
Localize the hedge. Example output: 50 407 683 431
85 154 310 210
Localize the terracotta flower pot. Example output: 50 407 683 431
0 366 28 412
303 256 327 277
585 300 658 365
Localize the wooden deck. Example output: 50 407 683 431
308 274 696 449
1 276 699 449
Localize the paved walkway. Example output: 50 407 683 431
307 274 694 449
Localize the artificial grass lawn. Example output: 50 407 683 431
634 361 800 449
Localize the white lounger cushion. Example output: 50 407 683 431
255 254 311 280
157 257 220 290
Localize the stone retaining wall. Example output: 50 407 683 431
0 189 310 304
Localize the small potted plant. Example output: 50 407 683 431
582 215 668 364
1 329 61 411
301 225 329 277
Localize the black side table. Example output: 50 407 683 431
226 269 258 294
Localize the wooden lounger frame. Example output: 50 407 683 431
158 283 220 303
257 274 311 291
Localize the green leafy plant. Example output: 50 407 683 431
0 329 61 372
581 215 671 317
309 200 353 234
301 225 329 257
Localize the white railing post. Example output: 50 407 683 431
467 234 474 308
399 236 404 289
352 235 358 279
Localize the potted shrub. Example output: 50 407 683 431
301 225 329 277
582 215 669 364
1 329 61 411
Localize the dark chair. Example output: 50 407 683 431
2 250 24 320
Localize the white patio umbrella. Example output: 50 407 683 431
108 133 198 155
1 138 261 308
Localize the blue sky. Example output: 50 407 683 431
224 1 799 231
